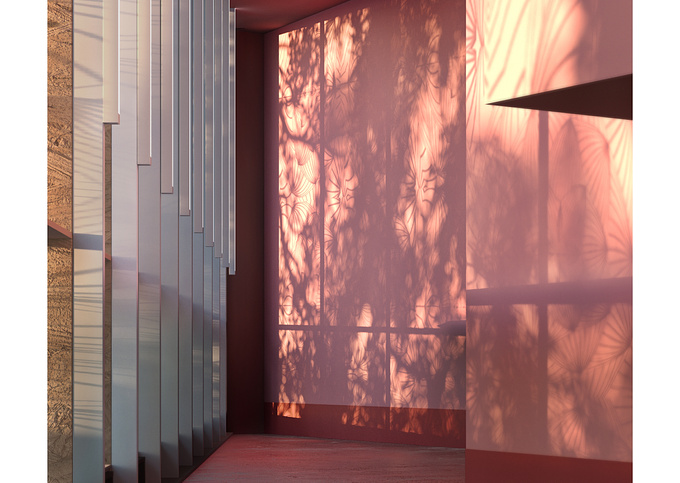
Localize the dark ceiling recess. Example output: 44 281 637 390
489 74 632 120
231 0 350 32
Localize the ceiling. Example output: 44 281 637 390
231 0 349 32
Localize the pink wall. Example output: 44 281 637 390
264 0 467 443
465 0 632 465
470 0 632 103
262 0 632 462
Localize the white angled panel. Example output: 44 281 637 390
203 245 214 450
192 231 205 456
178 208 194 465
228 8 235 273
221 2 229 268
192 0 204 233
179 0 191 215
212 255 220 442
160 0 175 194
137 0 162 480
159 162 180 477
203 0 214 247
160 1 180 475
73 0 105 480
190 0 205 461
103 0 119 123
110 0 139 480
138 0 151 165
212 0 222 256
219 266 227 437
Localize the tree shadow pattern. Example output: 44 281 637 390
465 0 632 461
467 303 631 461
275 0 467 422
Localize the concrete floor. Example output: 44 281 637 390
184 434 465 482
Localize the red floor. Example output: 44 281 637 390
184 434 465 482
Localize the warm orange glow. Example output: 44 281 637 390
482 0 586 102
465 0 632 461
275 401 304 419
548 114 632 282
278 23 322 330
274 0 632 456
276 0 466 419
466 0 632 290
390 334 465 410
547 303 632 459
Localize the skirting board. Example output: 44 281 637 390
466 449 632 483
264 402 465 448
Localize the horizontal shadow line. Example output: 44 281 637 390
467 277 632 306
276 323 466 336
488 74 632 120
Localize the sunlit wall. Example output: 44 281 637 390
470 0 632 104
266 0 466 438
466 0 632 463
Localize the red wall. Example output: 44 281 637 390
227 29 265 434
466 449 632 483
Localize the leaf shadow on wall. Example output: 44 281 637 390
275 0 467 439
467 302 632 460
464 0 632 459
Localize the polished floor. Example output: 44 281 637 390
184 434 465 482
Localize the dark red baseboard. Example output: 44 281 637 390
264 402 465 448
466 449 632 483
